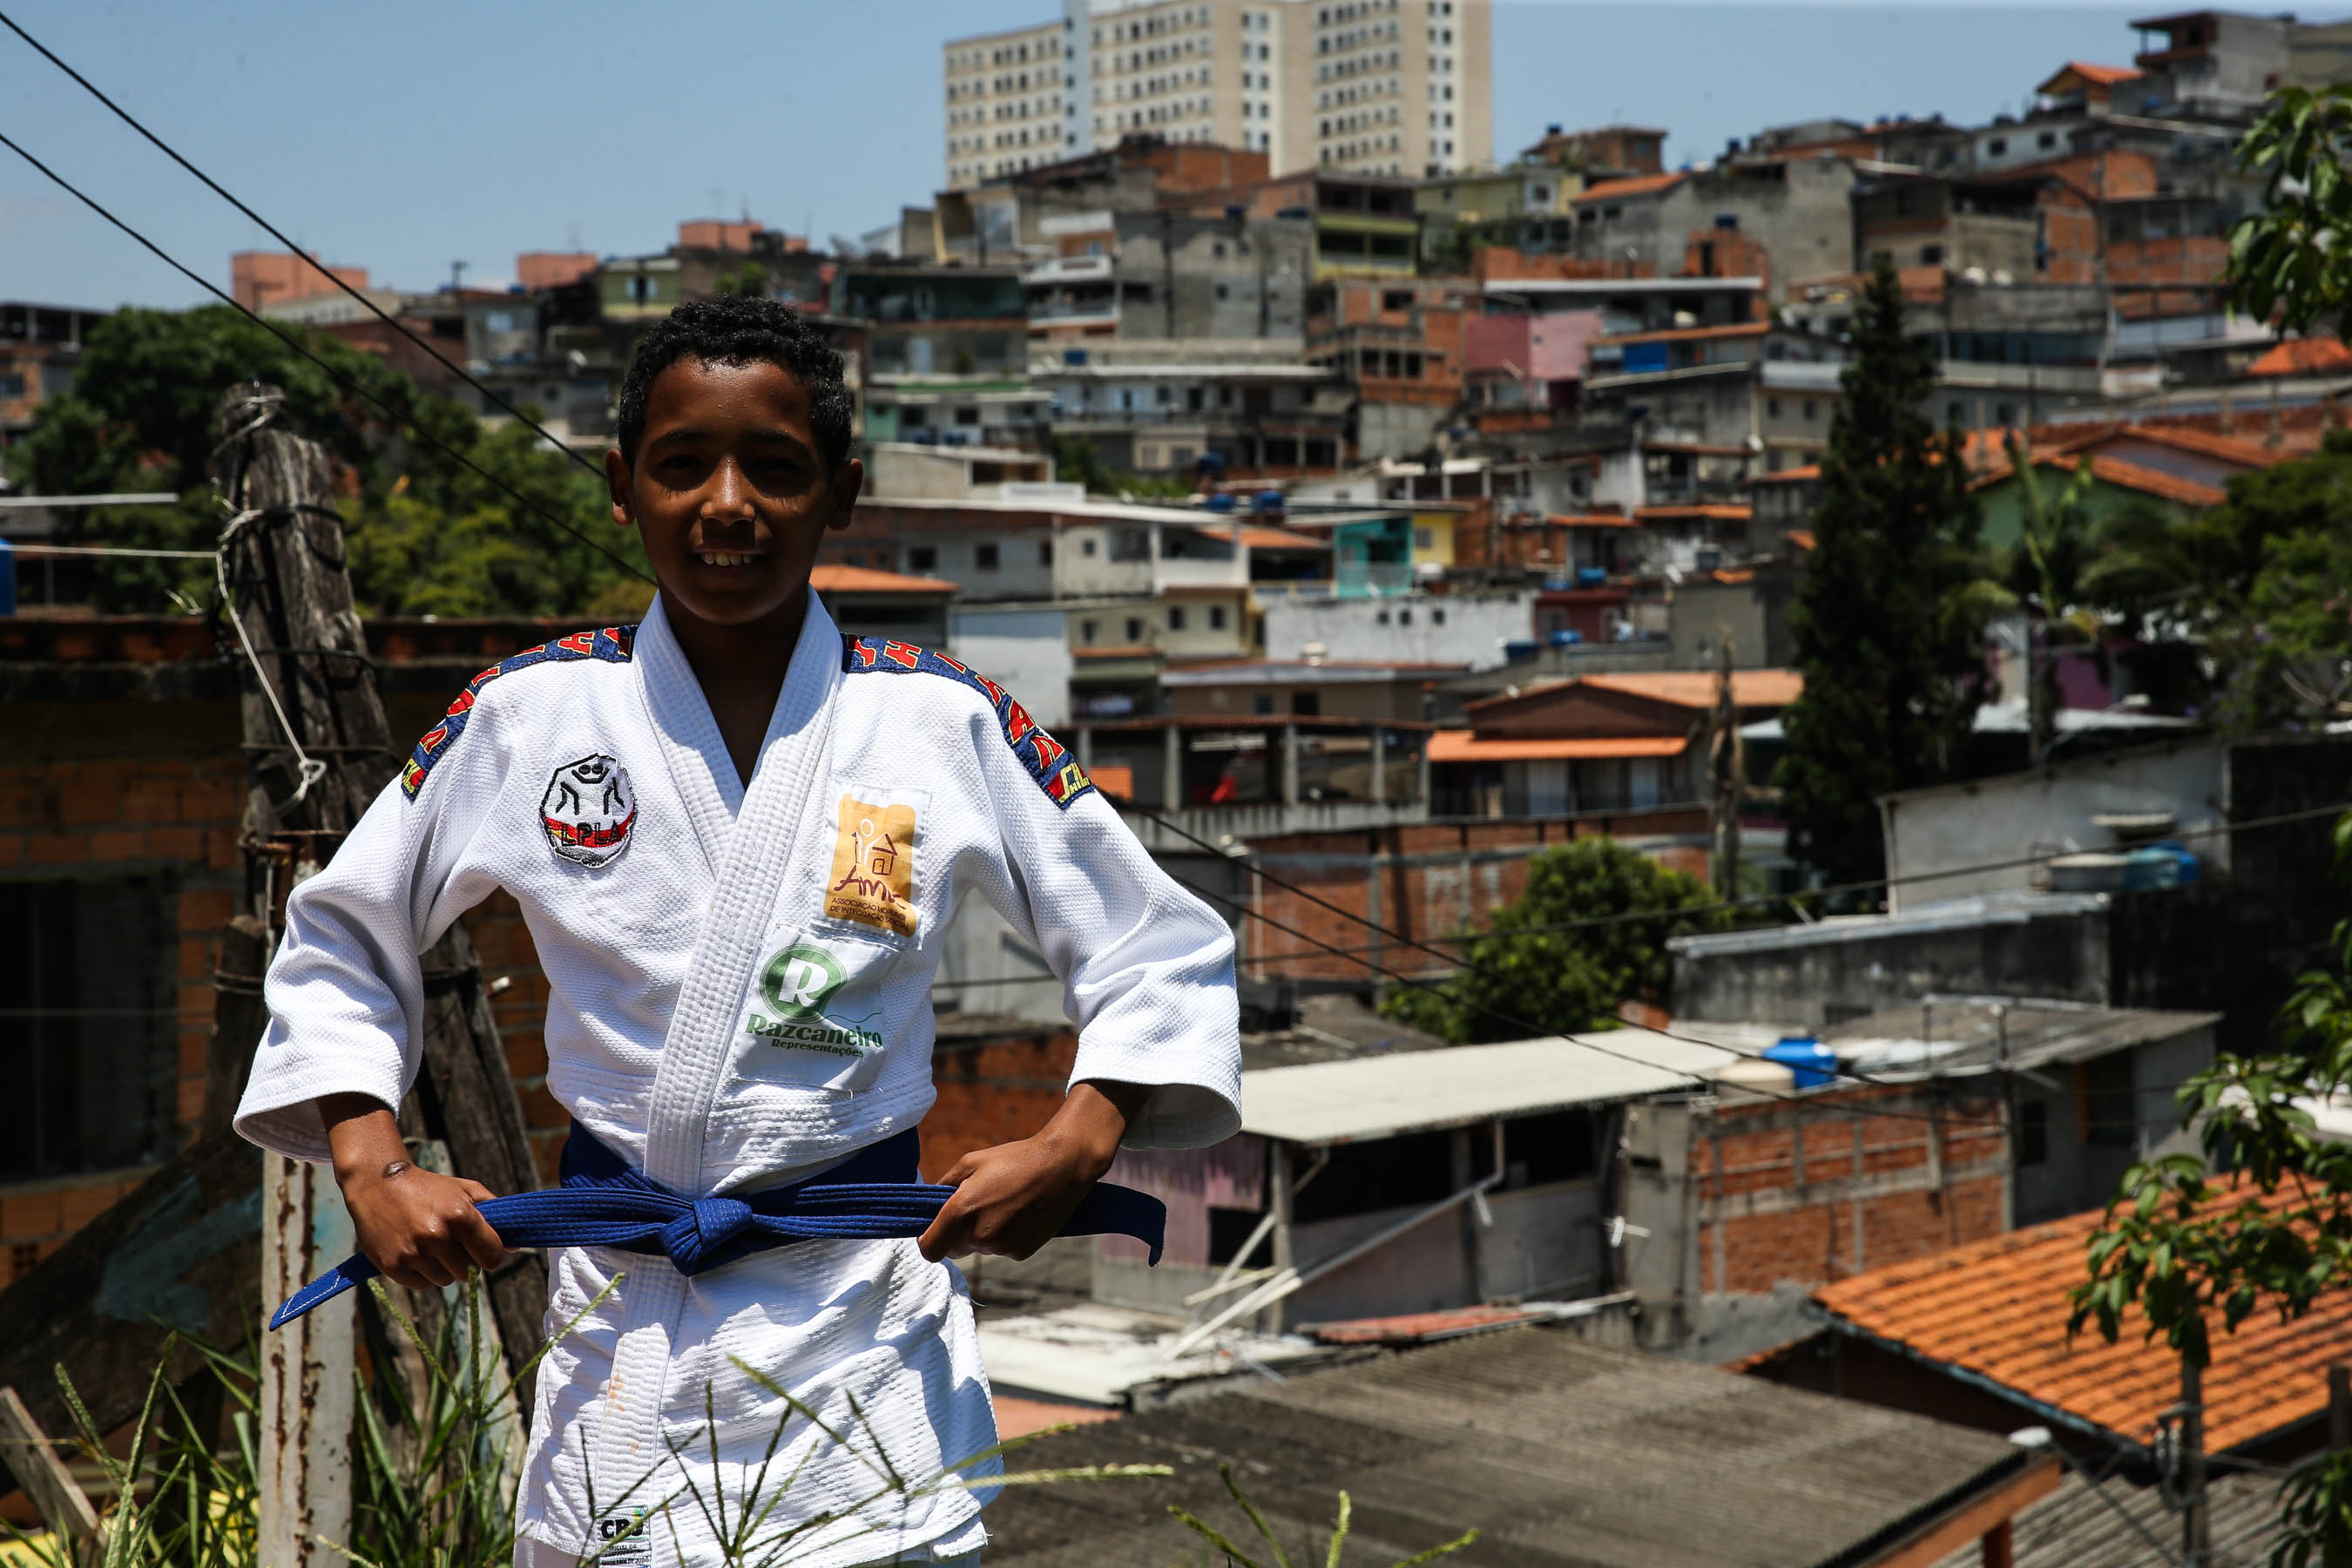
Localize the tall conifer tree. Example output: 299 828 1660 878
1774 256 1988 891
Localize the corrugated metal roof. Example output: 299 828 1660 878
1815 1186 2352 1454
1240 1031 1736 1144
982 1325 2043 1568
1930 1470 2277 1568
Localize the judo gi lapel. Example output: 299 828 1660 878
636 591 846 1192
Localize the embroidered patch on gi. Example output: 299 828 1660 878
400 625 637 799
539 754 637 868
591 1509 652 1567
840 635 1096 809
747 943 883 1058
823 794 920 936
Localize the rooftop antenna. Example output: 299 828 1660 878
449 259 467 294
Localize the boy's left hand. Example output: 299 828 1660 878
917 1080 1148 1262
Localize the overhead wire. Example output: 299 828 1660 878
0 126 655 586
0 7 611 484
1154 795 2352 958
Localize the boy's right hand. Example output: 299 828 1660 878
319 1092 510 1290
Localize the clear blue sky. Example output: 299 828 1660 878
1 2 2173 311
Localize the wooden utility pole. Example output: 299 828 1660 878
1707 634 1743 900
209 386 551 1555
2180 1357 2208 1567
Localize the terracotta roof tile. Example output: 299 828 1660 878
1428 730 1688 763
1815 1189 2352 1453
2051 422 2290 470
2038 60 2143 91
1572 171 1688 204
1754 463 1821 483
2248 337 2352 377
811 564 959 593
1606 321 1773 345
1467 670 1801 716
1974 452 2227 508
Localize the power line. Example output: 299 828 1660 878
1165 796 2352 959
0 8 610 484
0 127 654 586
1152 859 1997 1125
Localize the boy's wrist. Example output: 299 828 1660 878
1043 1080 1149 1179
318 1094 409 1189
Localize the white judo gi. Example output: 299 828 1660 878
234 591 1243 1568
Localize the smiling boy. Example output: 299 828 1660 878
233 297 1243 1567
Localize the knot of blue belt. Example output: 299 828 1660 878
267 1124 1166 1329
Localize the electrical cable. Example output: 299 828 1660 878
1146 796 2352 956
0 7 612 483
1152 857 1993 1125
0 127 655 586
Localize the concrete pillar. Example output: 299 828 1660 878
1417 733 1432 804
1281 724 1300 806
1370 725 1387 803
1077 726 1093 774
1162 725 1183 809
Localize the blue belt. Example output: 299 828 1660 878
267 1124 1166 1329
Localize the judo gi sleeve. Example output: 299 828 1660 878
233 708 512 1166
965 705 1243 1150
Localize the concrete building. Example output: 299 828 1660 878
0 302 105 450
1031 338 1349 473
1569 157 1860 304
943 0 1494 188
1260 586 1535 666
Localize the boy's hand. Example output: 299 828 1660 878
917 1081 1148 1263
319 1093 509 1290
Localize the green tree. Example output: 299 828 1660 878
2 305 647 618
1774 256 1992 890
2072 814 2352 1566
1380 837 1731 1044
2072 85 2352 1568
2226 83 2352 341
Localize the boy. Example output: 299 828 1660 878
234 296 1243 1568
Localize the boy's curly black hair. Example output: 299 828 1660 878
613 296 855 470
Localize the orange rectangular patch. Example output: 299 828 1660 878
824 794 919 936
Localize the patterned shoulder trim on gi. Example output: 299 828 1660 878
840 635 1095 809
400 625 639 800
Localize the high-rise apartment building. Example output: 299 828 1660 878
943 0 1490 190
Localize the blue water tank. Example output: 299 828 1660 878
1252 490 1286 513
2125 842 2200 890
1765 1036 1838 1089
1548 628 1584 646
0 538 13 618
1206 492 1238 513
1577 566 1608 588
1503 639 1538 663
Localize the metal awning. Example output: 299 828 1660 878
1238 1031 1734 1145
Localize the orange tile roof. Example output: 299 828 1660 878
1815 1191 2352 1453
811 564 959 593
2038 60 2143 91
2050 422 2289 470
1786 529 1817 551
1576 668 1801 709
2248 336 2352 377
1606 321 1773 346
1976 453 2227 508
1546 510 1637 529
1427 730 1688 764
1197 523 1333 551
1754 463 1821 484
1571 171 1688 204
1634 503 1753 522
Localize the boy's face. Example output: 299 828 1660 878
605 357 864 631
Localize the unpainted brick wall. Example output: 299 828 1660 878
1245 813 1713 983
919 1030 1079 1179
1694 1087 2009 1294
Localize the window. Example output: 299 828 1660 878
1292 692 1321 716
1209 604 1227 630
1432 607 1445 625
1082 537 1098 557
976 543 1000 571
1079 618 1098 644
2084 1054 2138 1147
1252 693 1275 715
1920 244 1944 266
1987 136 2007 156
2019 1100 2049 1166
1398 608 1411 625
1038 540 1054 566
1167 605 1187 631
1804 400 1819 421
954 406 981 426
909 546 938 571
1766 397 1781 419
1502 1109 1598 1187
0 875 179 1179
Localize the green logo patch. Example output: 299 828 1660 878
749 944 882 1058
